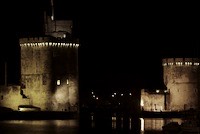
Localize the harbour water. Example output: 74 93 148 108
0 116 184 134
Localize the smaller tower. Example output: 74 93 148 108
162 58 200 111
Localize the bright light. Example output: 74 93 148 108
63 34 66 38
156 90 159 93
51 15 54 20
140 118 144 131
20 42 79 48
140 99 144 107
57 80 60 86
129 93 132 96
114 92 116 95
121 94 123 96
112 95 114 97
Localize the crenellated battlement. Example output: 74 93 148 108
162 58 200 66
19 37 52 43
19 37 79 48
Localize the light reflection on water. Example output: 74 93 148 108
0 117 183 134
110 116 183 133
141 118 183 133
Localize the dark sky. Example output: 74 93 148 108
1 0 200 93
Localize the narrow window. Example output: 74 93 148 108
57 80 61 86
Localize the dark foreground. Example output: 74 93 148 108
0 108 195 121
0 109 199 134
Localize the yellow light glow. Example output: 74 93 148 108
57 80 60 86
140 99 144 107
140 118 144 131
20 42 79 48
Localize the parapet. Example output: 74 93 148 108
19 36 79 48
19 37 52 43
162 58 200 66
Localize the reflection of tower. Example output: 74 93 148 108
162 58 199 111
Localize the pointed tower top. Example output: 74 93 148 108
50 0 54 20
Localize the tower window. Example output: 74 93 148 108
57 80 61 86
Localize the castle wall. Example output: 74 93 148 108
162 58 200 111
0 8 79 112
141 89 165 111
52 46 79 111
19 37 79 111
0 85 29 111
20 39 53 110
44 14 73 38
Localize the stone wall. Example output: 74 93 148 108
0 85 29 111
141 89 165 111
163 58 199 111
19 37 79 112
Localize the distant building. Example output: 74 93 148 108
141 89 168 111
0 1 79 112
141 58 200 111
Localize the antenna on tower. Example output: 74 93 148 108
4 61 7 87
51 0 54 20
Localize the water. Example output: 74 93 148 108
0 117 184 134
0 120 79 134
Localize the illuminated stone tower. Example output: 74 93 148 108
162 58 200 111
19 1 79 111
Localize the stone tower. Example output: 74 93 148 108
19 1 79 111
162 58 199 111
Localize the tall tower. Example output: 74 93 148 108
19 0 79 111
162 58 199 111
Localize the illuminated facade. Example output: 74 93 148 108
0 4 79 111
141 89 167 111
163 58 199 111
141 58 200 111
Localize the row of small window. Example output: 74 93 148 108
20 42 79 47
163 62 200 66
56 79 69 86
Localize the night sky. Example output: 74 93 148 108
0 0 200 94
